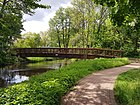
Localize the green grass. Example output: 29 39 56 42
27 57 46 62
0 58 129 105
114 69 140 105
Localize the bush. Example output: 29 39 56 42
0 58 129 105
114 69 140 105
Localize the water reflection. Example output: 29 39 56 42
0 59 72 88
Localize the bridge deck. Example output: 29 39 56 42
15 48 123 59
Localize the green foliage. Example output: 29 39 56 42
47 0 139 57
0 0 50 16
1 0 139 65
0 0 50 65
48 1 110 48
0 12 23 65
14 32 41 48
93 0 140 26
27 57 46 62
93 0 140 56
27 57 45 61
114 69 140 105
48 7 72 48
0 58 129 105
14 31 50 48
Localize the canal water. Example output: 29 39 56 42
0 59 73 88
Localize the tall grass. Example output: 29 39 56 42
0 58 129 105
114 68 140 105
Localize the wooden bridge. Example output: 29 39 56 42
15 48 123 59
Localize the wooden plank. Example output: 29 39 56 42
15 48 123 59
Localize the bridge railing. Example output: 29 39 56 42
15 48 123 58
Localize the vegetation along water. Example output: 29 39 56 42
0 59 73 88
0 58 129 105
1 0 139 104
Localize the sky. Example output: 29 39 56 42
22 0 72 34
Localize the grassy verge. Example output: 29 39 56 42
114 69 140 105
27 57 61 63
27 57 46 62
0 58 129 105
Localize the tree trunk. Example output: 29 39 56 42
66 18 71 48
133 37 139 55
56 27 61 48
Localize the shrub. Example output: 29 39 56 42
114 69 140 105
0 58 129 105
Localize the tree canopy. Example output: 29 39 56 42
15 0 139 57
0 0 50 65
93 0 140 56
1 0 140 65
93 0 140 26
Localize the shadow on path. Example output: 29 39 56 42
62 63 140 105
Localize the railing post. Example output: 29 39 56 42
15 48 123 59
112 50 114 57
84 48 88 59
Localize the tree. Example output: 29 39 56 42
48 0 113 49
93 0 140 25
70 0 111 48
14 32 45 48
39 31 50 47
0 0 50 17
48 7 73 48
0 0 50 64
93 0 140 56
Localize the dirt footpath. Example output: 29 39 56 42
62 63 140 105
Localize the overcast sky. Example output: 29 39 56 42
22 0 72 34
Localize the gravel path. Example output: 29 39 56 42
62 63 140 105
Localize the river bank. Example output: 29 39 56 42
0 58 129 105
0 58 74 88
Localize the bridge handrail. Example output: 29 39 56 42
15 48 123 51
15 48 123 58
